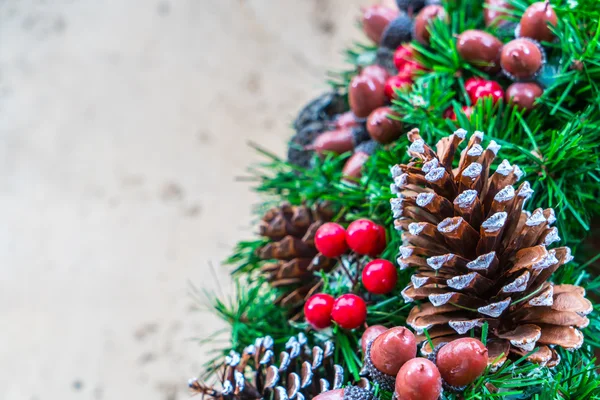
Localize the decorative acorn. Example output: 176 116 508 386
505 82 544 110
519 1 558 43
349 75 388 118
456 30 503 72
380 13 414 50
342 141 380 182
361 325 388 355
436 338 488 389
367 107 403 144
413 5 447 45
501 38 545 80
364 327 417 390
484 0 513 27
395 358 442 400
309 126 368 156
361 65 390 85
313 386 375 400
362 5 399 44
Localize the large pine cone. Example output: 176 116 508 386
189 334 350 400
390 128 592 369
258 203 338 320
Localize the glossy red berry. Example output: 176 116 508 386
362 259 398 294
304 293 335 330
395 358 442 400
397 61 426 80
436 338 488 387
469 80 504 105
465 77 483 96
346 219 387 256
315 222 348 258
393 44 415 70
331 294 367 330
385 76 412 99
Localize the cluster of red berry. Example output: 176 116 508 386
444 77 504 120
362 326 488 400
386 45 426 100
305 219 398 331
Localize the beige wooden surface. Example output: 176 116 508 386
0 0 398 398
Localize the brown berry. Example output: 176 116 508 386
367 107 403 144
310 129 355 155
313 389 345 400
362 5 399 44
342 152 370 181
506 82 544 110
349 75 387 118
362 65 391 85
370 326 417 376
500 38 544 80
414 5 447 45
520 1 557 43
436 338 489 387
395 358 442 400
457 30 503 72
361 325 388 354
484 0 513 27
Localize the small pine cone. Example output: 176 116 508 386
258 203 338 319
189 334 358 400
390 128 593 368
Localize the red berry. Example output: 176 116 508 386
362 259 398 294
384 76 412 99
465 77 484 97
436 338 488 387
398 61 426 80
395 358 442 400
304 293 335 330
470 80 504 105
346 219 387 256
315 222 348 258
370 327 417 376
331 294 367 330
393 44 414 70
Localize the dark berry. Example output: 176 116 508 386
396 0 426 14
304 293 335 330
371 326 417 375
346 219 387 256
331 294 367 330
315 222 348 258
395 358 442 400
380 13 413 50
436 338 488 387
362 259 398 294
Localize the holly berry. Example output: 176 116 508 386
465 77 483 97
315 222 348 258
370 326 417 375
468 79 504 105
384 75 412 99
362 259 398 294
393 44 415 70
395 358 442 400
346 219 387 256
397 61 426 80
436 338 488 387
445 105 474 121
331 294 367 330
304 293 335 330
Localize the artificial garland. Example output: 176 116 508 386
191 0 600 399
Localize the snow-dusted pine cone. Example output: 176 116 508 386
390 128 592 369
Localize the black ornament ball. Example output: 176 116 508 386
380 13 413 50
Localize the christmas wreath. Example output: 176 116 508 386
189 0 600 398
